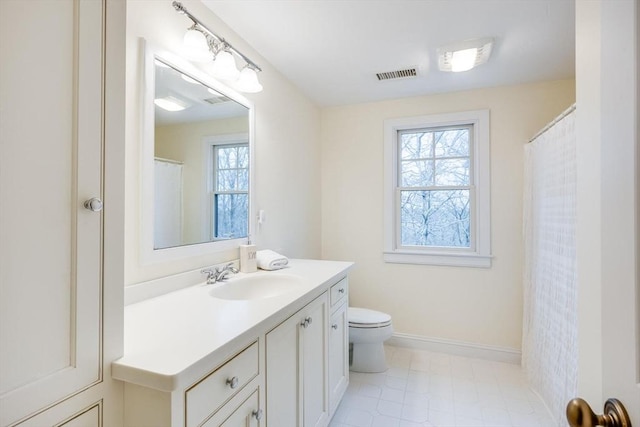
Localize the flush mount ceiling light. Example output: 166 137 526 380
438 37 494 72
154 95 189 112
173 1 263 93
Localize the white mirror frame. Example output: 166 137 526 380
139 38 255 264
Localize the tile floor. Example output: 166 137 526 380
329 345 555 427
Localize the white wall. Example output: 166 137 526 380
576 0 640 418
126 0 322 285
320 80 575 350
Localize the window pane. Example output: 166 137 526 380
434 128 469 157
217 169 249 191
435 158 470 186
214 193 248 239
400 132 433 159
401 159 434 187
400 189 470 248
217 146 249 169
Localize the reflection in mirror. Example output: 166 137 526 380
153 58 250 249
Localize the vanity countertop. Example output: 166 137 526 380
111 259 353 392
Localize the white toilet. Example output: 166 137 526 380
348 307 393 373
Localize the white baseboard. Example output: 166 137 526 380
387 333 522 365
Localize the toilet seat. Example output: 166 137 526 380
349 307 392 329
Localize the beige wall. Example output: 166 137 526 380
320 79 575 350
126 0 321 285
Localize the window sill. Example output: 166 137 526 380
383 251 492 268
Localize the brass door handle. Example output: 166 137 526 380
566 398 632 427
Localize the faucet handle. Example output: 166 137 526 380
201 268 218 284
225 262 239 273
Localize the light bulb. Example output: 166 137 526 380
211 50 240 81
183 29 211 62
236 66 263 93
451 48 478 72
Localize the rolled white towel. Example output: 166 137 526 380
256 249 289 270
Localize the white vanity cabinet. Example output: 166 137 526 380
266 293 329 427
115 262 353 427
328 278 349 417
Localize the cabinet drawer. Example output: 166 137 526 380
186 341 259 427
330 278 348 308
202 389 261 427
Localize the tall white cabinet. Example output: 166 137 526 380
0 0 125 425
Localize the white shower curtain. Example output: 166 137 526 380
154 159 183 249
522 107 577 426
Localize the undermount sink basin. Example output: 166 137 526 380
209 274 305 300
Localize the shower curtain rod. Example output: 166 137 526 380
154 157 184 165
528 103 576 143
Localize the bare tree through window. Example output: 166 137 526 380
398 126 472 248
213 144 248 239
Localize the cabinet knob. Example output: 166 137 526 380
300 316 313 328
83 197 103 212
338 288 345 294
226 376 239 389
332 324 338 330
252 409 263 421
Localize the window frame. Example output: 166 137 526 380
383 110 492 267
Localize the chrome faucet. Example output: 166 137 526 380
201 262 239 284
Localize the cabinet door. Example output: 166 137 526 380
328 302 348 417
266 293 328 427
0 0 104 424
266 310 301 427
301 296 328 427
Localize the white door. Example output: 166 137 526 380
574 0 639 425
0 0 118 425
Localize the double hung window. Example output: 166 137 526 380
384 110 491 267
211 142 249 239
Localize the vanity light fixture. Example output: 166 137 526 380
236 65 263 93
183 26 211 62
211 47 240 81
173 1 263 93
438 37 494 72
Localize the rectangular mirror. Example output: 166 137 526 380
140 40 254 263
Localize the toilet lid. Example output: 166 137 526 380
349 307 391 327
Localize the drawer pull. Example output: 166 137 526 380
226 376 239 389
332 324 338 330
338 288 345 294
252 409 263 421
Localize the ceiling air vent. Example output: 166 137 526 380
376 68 417 81
203 96 229 105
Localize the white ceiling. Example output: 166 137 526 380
202 0 575 107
